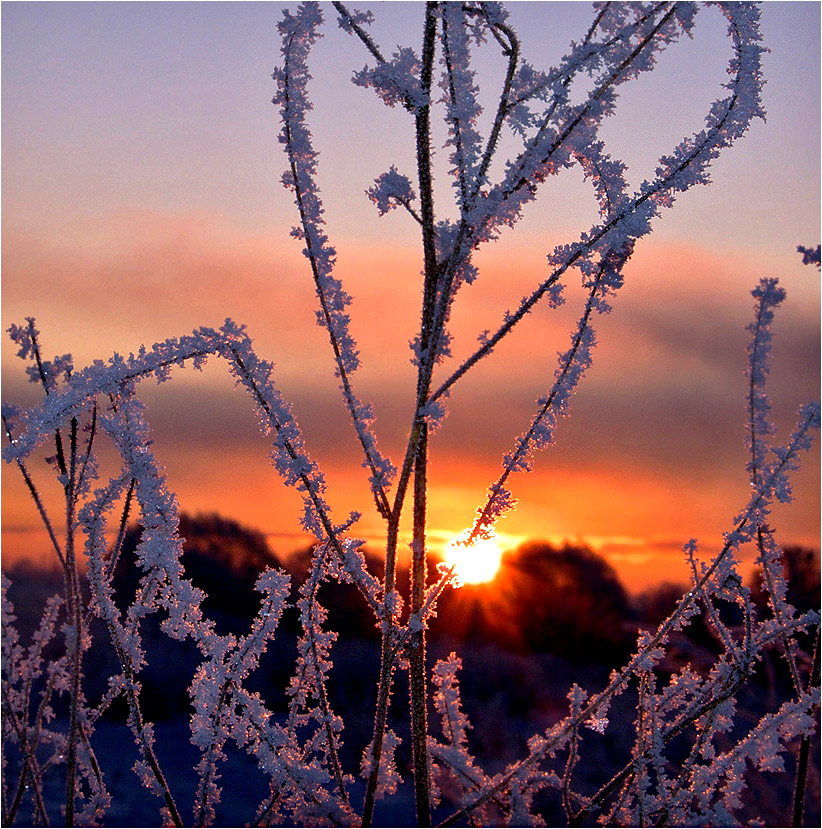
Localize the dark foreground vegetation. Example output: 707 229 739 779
4 513 819 826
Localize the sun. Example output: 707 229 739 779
443 536 504 585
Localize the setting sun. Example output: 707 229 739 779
443 537 504 585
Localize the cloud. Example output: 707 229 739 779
2 211 818 582
3 210 317 364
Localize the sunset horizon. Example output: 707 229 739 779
2 2 819 595
3 225 818 593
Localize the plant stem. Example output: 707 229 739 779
410 421 431 826
792 626 819 827
362 524 399 826
407 4 439 823
64 419 81 828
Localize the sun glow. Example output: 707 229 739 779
443 536 504 585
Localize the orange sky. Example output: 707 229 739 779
2 3 820 593
2 212 818 592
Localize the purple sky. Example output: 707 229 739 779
2 2 819 590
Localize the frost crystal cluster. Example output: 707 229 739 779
2 3 818 827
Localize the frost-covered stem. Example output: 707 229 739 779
362 505 405 824
423 5 669 364
441 10 470 210
305 556 348 805
74 403 97 500
26 318 69 479
106 477 136 580
748 300 802 698
33 649 63 775
429 655 501 818
432 82 710 407
512 3 663 115
503 4 677 204
363 0 441 804
361 425 428 802
230 347 380 616
390 565 457 664
8 750 48 825
574 672 747 826
64 421 82 828
7 666 61 826
196 588 299 826
279 30 392 521
407 5 439 823
194 682 233 826
2 414 65 568
584 1 611 42
603 775 634 828
746 278 804 692
252 789 282 828
576 604 783 825
463 9 518 199
362 627 395 826
82 473 183 826
387 422 426 539
607 630 765 824
758 528 802 692
1 700 50 827
634 674 649 828
5 764 31 828
687 551 741 668
469 266 603 541
240 700 349 827
415 567 454 636
107 625 183 826
433 243 560 399
362 514 402 825
83 476 135 633
356 0 439 814
748 296 768 485
410 421 431 826
415 3 442 401
77 723 107 816
561 726 580 824
435 3 760 404
331 1 386 65
320 692 348 806
792 626 819 827
653 706 722 827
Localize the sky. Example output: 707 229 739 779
1 1 820 592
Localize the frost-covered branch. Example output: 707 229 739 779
468 242 632 541
273 2 395 520
430 4 764 412
797 243 821 269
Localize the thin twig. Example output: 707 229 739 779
791 626 820 827
279 32 393 522
3 415 65 568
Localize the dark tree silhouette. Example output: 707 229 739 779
749 545 820 617
633 581 688 627
113 513 279 634
437 541 634 661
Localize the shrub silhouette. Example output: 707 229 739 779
633 580 688 627
437 541 634 660
113 513 279 635
750 545 821 618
